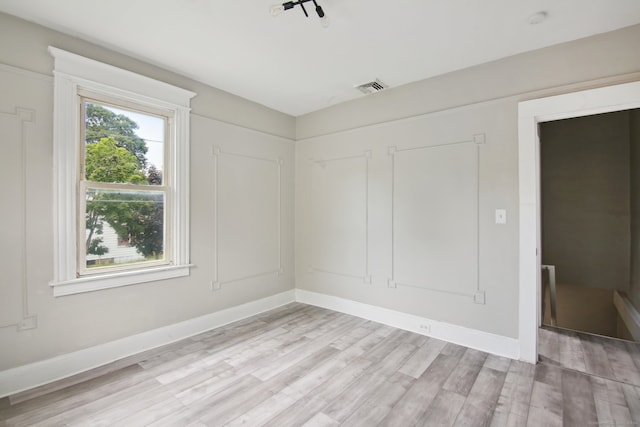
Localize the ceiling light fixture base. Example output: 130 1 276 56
271 0 329 27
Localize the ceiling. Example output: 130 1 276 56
1 1 640 117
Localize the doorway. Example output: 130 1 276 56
517 80 640 363
539 110 639 340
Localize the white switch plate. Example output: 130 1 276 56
495 209 507 224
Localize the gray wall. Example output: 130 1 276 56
540 112 631 290
296 24 640 339
631 110 640 310
542 283 618 337
0 12 296 371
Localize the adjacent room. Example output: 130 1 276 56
539 110 640 340
1 1 640 425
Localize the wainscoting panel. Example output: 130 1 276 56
0 106 37 331
296 84 520 340
212 147 283 287
309 151 371 283
389 137 483 301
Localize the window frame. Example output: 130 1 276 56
49 47 196 296
77 94 172 276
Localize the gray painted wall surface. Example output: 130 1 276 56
631 111 640 310
296 24 640 339
542 283 618 337
0 12 295 371
540 112 631 291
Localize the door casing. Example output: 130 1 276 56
518 81 640 363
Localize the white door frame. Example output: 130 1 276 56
517 81 640 363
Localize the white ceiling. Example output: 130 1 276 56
1 0 640 116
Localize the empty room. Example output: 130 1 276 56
1 1 640 425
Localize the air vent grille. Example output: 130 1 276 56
355 79 388 95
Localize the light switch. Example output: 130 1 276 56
495 209 507 224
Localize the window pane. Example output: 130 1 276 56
85 187 165 269
83 101 165 185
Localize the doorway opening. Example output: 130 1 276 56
517 80 640 364
539 110 639 340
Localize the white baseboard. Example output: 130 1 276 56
295 289 520 360
0 289 296 398
1 287 524 398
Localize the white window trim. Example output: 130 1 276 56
49 47 196 296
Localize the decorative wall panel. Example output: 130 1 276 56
309 151 371 283
389 135 486 303
0 107 37 330
212 147 283 288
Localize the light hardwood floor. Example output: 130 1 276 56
1 303 639 426
538 325 640 386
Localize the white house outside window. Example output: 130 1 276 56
49 47 195 296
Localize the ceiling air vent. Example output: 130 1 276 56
355 79 387 95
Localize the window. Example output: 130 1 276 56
79 97 168 274
49 47 196 296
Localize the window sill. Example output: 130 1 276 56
50 264 193 296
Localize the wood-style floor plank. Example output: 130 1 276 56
378 347 466 427
622 382 640 423
0 363 147 422
301 412 339 427
29 377 163 427
2 303 640 427
489 360 535 426
262 359 370 427
320 342 418 423
442 348 488 396
579 332 616 380
339 372 413 427
225 391 297 427
454 365 508 426
398 337 448 379
538 325 640 386
537 327 560 367
419 389 465 427
601 337 640 385
556 329 587 373
561 369 598 426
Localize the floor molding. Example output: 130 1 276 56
1 287 523 398
0 289 296 398
296 289 520 361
